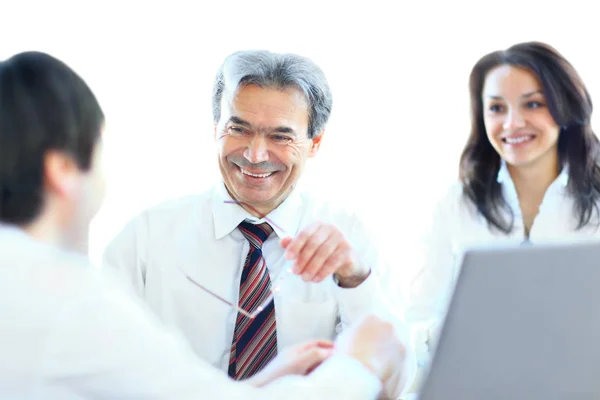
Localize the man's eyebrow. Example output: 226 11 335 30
228 116 252 127
229 117 297 135
271 126 296 135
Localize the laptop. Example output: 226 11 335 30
417 241 600 400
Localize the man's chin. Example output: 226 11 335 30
229 192 283 215
233 185 279 202
237 195 278 207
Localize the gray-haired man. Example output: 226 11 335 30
103 50 415 397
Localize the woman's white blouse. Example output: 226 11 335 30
407 162 600 365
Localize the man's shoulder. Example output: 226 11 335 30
0 236 109 304
146 191 213 216
125 190 214 226
298 191 366 229
300 191 358 215
110 191 215 243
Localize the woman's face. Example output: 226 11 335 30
482 64 560 170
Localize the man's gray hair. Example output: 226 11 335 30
212 50 332 138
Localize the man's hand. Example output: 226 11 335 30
335 314 409 399
281 222 370 288
244 340 334 387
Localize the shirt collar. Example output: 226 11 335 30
0 223 50 250
0 223 29 240
212 181 304 240
496 159 569 187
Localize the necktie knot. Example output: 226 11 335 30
238 220 273 249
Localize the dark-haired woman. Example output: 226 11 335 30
407 41 600 366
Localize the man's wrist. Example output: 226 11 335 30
334 269 371 288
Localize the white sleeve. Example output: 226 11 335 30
405 188 458 367
263 356 382 400
41 275 382 400
333 214 399 326
101 213 148 297
333 214 417 399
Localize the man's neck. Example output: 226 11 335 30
224 188 289 220
21 213 70 251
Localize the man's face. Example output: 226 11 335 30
215 84 323 216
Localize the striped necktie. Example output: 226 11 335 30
228 220 278 379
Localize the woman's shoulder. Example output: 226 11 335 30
431 180 479 222
442 181 464 200
436 180 469 207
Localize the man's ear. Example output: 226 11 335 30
44 151 80 197
309 130 325 157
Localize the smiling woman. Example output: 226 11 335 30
480 65 561 229
482 67 560 167
404 41 600 369
462 41 600 234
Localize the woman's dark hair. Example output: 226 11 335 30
459 41 600 233
0 51 104 225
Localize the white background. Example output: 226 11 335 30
2 0 599 284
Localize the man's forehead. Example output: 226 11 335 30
225 85 309 119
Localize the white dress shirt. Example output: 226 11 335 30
406 162 600 365
102 182 415 397
0 224 384 399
